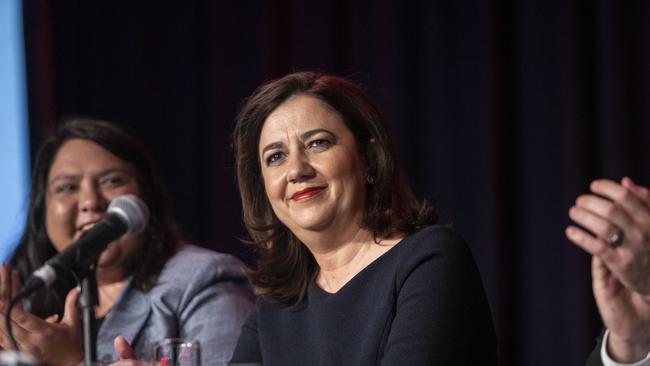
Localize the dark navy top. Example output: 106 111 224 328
230 226 497 365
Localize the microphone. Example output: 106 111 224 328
19 194 149 297
0 351 39 366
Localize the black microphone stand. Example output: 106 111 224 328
77 263 99 365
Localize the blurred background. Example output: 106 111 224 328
1 1 648 365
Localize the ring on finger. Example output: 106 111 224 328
607 228 625 247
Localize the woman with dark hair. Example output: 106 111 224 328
229 72 497 365
0 118 254 365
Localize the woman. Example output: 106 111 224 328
567 177 650 365
229 72 497 365
0 118 254 365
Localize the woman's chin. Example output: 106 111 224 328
95 258 126 284
96 245 122 270
289 216 331 232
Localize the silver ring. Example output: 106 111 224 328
608 229 625 247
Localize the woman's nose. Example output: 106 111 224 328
78 184 108 213
286 153 315 183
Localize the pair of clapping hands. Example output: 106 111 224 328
0 265 143 366
0 263 83 365
567 177 650 363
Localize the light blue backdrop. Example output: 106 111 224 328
0 0 29 260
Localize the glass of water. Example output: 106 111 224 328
153 338 201 366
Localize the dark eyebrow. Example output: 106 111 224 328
47 167 128 187
261 142 285 156
260 129 335 157
300 128 332 141
48 174 78 187
96 167 129 178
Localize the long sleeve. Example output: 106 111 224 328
97 245 255 366
587 335 605 366
176 259 255 365
380 228 497 365
588 330 650 366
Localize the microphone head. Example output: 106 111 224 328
107 194 150 234
0 351 40 365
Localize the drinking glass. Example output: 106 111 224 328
153 338 201 366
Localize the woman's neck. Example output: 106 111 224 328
95 270 127 317
309 228 402 293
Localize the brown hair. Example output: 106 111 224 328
233 72 435 305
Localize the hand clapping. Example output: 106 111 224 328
0 263 84 366
567 177 650 363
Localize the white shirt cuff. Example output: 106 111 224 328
601 330 650 366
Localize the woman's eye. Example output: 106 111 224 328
54 183 77 194
308 139 331 150
101 175 126 187
266 152 285 166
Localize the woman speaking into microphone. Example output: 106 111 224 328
0 118 253 365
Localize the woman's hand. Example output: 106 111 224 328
567 177 650 362
0 264 84 366
107 336 154 366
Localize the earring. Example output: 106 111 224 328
366 174 375 184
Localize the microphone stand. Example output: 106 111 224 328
78 263 99 365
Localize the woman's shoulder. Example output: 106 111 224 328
390 225 477 279
166 243 246 268
400 225 470 255
156 244 249 287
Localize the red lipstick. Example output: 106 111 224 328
291 187 325 201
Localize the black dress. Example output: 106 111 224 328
230 226 498 365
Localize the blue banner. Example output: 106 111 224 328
0 0 29 260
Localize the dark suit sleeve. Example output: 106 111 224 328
586 332 604 366
380 228 498 365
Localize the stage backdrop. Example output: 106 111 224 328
21 1 650 365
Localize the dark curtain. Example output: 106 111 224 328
21 1 650 365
